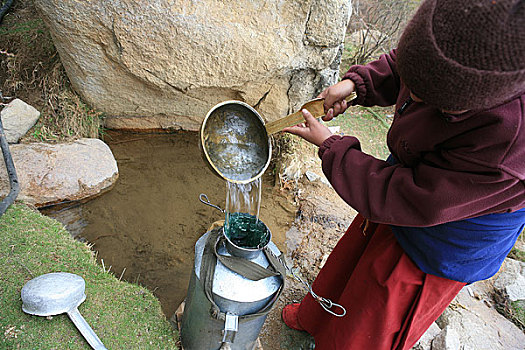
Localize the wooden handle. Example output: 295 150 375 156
265 91 357 135
265 111 306 135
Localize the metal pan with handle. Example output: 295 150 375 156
200 92 357 184
21 272 107 350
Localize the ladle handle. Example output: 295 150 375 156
67 307 107 350
265 92 357 135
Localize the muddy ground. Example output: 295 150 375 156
44 131 297 316
42 131 351 349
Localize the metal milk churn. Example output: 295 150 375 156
180 223 285 350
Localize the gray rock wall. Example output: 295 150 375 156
34 0 352 131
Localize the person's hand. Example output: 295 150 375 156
318 79 356 121
283 108 333 147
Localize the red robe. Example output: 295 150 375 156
296 215 465 349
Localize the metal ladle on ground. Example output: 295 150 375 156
21 272 107 350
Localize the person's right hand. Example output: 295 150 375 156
318 79 356 121
283 108 333 147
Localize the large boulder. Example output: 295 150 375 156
33 0 352 131
0 139 118 207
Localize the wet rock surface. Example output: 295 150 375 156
0 138 118 207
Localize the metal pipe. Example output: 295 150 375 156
0 0 14 25
0 116 20 216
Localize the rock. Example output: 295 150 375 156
493 258 525 301
412 322 441 350
431 326 461 350
305 170 320 182
302 191 354 230
433 286 525 350
0 99 40 143
282 158 303 182
33 0 352 131
285 226 306 259
0 138 118 207
319 252 329 268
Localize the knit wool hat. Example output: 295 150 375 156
397 0 525 111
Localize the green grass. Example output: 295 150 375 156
508 230 525 263
0 19 48 44
508 247 525 262
326 105 392 160
0 205 177 349
509 300 525 330
496 298 525 332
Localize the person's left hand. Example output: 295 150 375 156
283 108 333 147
